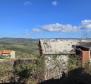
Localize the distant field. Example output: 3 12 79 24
0 38 39 58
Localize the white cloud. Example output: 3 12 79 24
42 23 79 32
32 19 91 33
32 23 79 32
81 20 91 29
52 0 58 6
24 1 32 6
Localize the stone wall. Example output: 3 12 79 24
44 54 68 80
40 39 80 54
39 39 91 80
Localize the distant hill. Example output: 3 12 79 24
0 38 39 59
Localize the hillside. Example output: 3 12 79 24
0 38 39 59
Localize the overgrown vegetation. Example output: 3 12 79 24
68 54 81 71
0 38 44 84
0 63 13 83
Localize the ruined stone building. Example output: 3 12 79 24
39 39 80 80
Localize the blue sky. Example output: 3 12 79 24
0 0 91 38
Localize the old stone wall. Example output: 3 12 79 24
40 39 80 54
44 54 68 80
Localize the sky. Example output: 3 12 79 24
0 0 91 38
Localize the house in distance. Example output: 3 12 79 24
0 50 15 59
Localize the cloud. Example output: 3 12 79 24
42 23 79 32
52 0 58 6
81 20 91 30
32 23 79 32
24 1 32 6
32 20 91 33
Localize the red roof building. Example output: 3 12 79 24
0 50 15 58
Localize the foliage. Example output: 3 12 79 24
68 54 81 71
0 63 13 83
0 38 44 83
36 56 45 81
14 62 38 83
